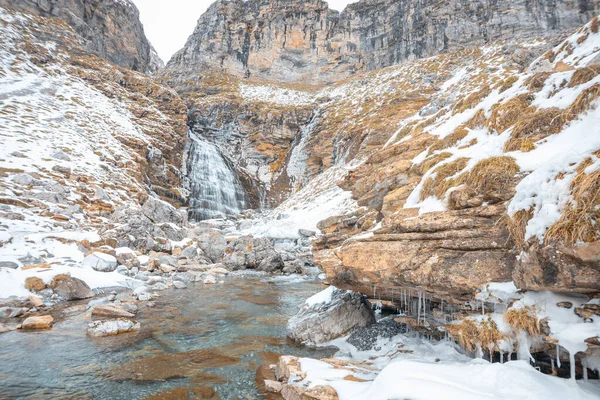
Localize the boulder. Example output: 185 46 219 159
173 281 187 289
223 235 283 271
83 252 118 272
346 316 407 351
287 286 376 345
92 305 135 319
141 196 184 226
24 277 46 292
21 315 53 330
28 295 44 308
298 229 317 238
0 261 19 269
53 276 95 301
196 230 227 262
87 319 140 337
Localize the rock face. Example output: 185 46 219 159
165 0 599 83
287 286 375 345
223 235 284 272
0 0 162 73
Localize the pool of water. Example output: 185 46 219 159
0 275 336 399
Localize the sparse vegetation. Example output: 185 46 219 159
505 307 541 337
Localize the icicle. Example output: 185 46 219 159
569 351 576 380
551 358 555 375
508 351 512 361
556 344 561 368
583 357 588 382
481 301 485 316
417 291 421 325
500 352 504 364
373 285 376 299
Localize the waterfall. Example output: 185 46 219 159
185 131 246 220
286 112 319 193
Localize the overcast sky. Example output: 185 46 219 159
132 0 357 63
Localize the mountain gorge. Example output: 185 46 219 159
1 0 600 398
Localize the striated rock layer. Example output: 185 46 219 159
0 0 162 73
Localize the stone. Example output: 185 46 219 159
264 380 283 393
0 261 19 269
87 319 141 337
346 317 407 351
173 281 187 289
281 384 339 400
196 230 227 263
92 305 135 319
24 277 46 292
28 295 44 308
203 275 217 284
53 276 95 300
159 264 175 274
557 302 573 309
141 196 184 226
82 252 118 272
21 315 53 330
298 229 317 238
51 150 71 161
287 287 376 345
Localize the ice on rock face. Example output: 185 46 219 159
185 131 247 221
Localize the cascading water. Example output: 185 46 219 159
185 131 247 220
286 112 320 194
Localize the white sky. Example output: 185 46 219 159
132 0 357 63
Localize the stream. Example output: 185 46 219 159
0 275 335 399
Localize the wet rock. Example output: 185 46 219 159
264 379 283 393
203 275 217 284
83 252 118 272
173 281 187 289
24 277 46 292
53 276 95 300
21 315 53 330
120 302 138 314
87 319 140 337
287 287 376 345
223 235 283 272
28 295 44 308
92 305 135 319
347 316 407 351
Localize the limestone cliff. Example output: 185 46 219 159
0 0 162 73
165 0 600 83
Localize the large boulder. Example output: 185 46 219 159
92 305 135 319
21 315 53 330
52 276 95 300
141 196 184 226
287 286 376 345
83 252 118 272
196 230 227 263
223 235 283 272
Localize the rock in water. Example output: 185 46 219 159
87 319 141 337
92 305 135 319
287 286 375 345
53 276 95 300
82 252 118 272
21 315 53 330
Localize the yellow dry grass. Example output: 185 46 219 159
546 159 600 244
459 156 520 196
497 76 519 93
417 151 453 175
420 157 469 199
591 17 599 34
464 109 487 129
453 86 492 114
524 72 551 92
429 127 469 152
487 94 534 133
506 208 534 247
505 307 541 336
569 65 600 87
446 319 480 353
504 107 565 152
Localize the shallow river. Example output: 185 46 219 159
0 275 335 399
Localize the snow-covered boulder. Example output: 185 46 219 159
82 252 118 272
287 286 376 345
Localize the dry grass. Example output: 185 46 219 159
591 17 599 34
429 127 469 152
446 319 480 353
464 109 487 129
505 307 541 336
459 156 520 196
545 159 600 244
504 107 565 152
506 208 534 247
453 86 491 114
563 83 600 120
478 320 505 361
569 65 600 87
487 94 534 133
524 72 551 92
417 151 453 174
497 76 519 93
420 158 469 199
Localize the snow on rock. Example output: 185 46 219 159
82 252 118 272
239 83 315 106
305 286 337 307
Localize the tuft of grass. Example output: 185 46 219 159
569 65 600 87
497 76 519 93
417 151 453 175
506 208 534 248
478 320 505 362
563 83 600 120
546 159 600 244
591 16 599 34
459 156 520 196
453 86 491 114
446 319 480 353
504 107 565 152
505 307 541 336
420 158 469 199
524 72 551 93
429 127 469 152
464 109 487 129
487 94 534 133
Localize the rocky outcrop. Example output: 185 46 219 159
287 286 375 345
165 0 599 83
52 276 95 300
0 0 161 73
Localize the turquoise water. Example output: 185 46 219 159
0 276 335 399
